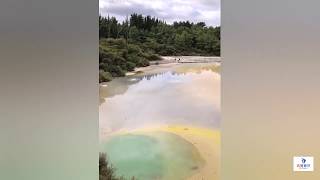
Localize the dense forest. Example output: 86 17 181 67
99 13 220 82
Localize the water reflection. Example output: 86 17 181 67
100 63 220 99
99 63 220 136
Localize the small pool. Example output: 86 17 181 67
100 132 205 180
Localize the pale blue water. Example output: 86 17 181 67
100 132 205 180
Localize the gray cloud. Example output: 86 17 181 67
100 0 220 27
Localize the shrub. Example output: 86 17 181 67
127 54 140 64
142 53 161 61
99 70 112 83
126 62 136 71
99 153 135 180
137 58 150 67
106 65 126 77
99 153 125 180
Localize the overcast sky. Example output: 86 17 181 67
99 0 220 27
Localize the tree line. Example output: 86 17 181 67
99 13 220 82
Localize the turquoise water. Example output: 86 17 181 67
100 132 205 180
